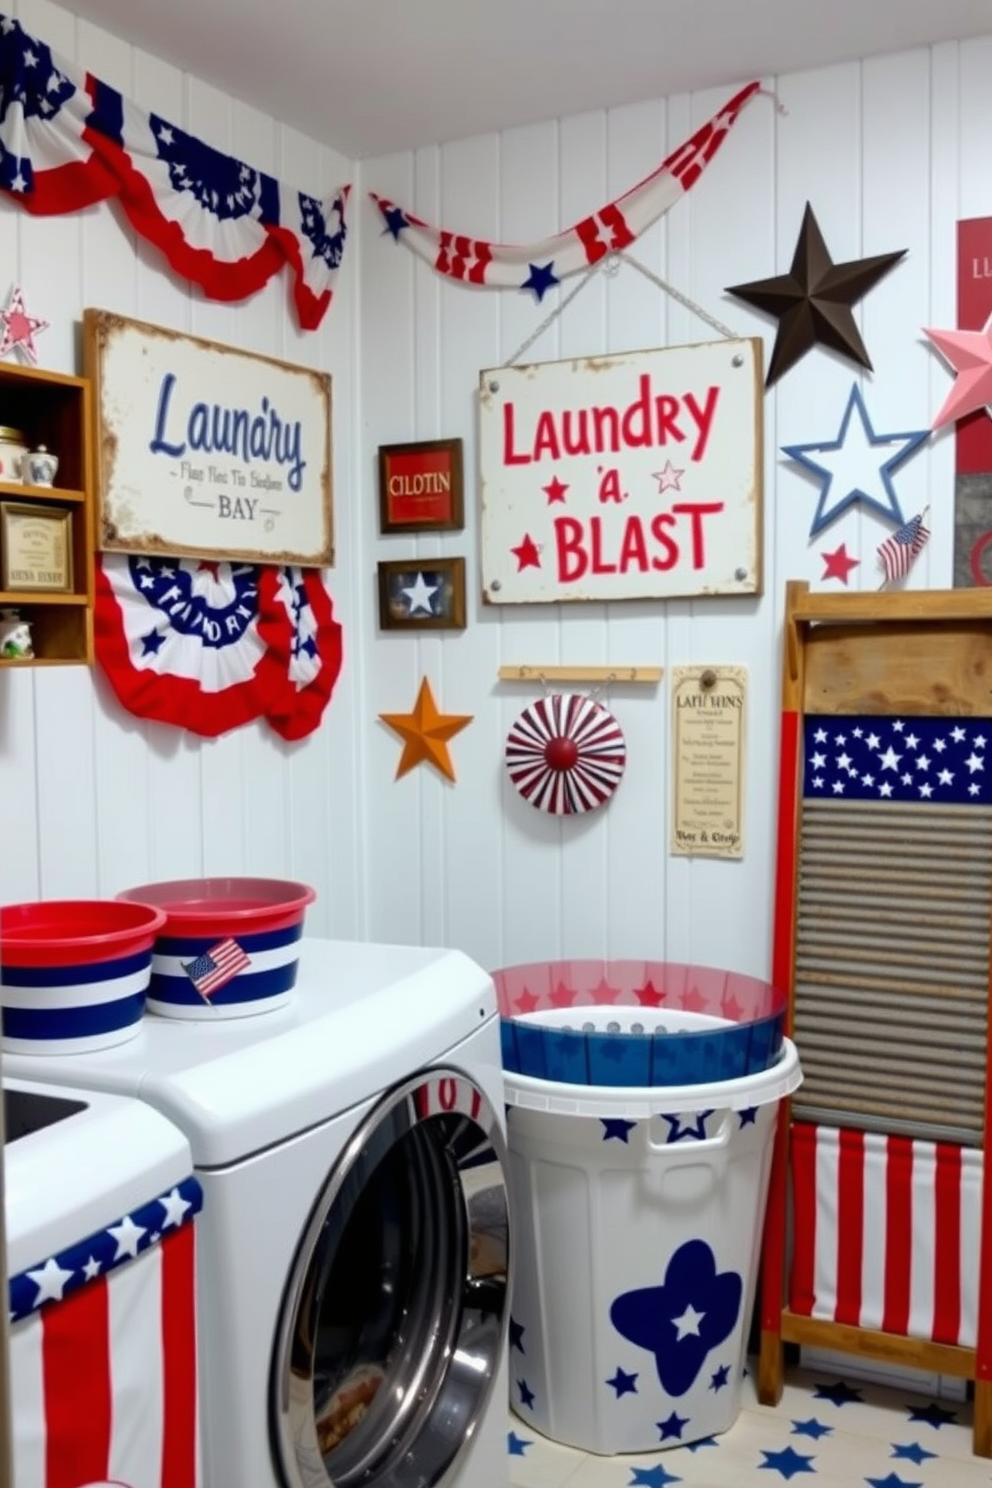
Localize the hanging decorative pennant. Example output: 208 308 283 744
0 14 349 330
504 694 626 814
94 554 293 738
370 82 761 298
259 567 344 741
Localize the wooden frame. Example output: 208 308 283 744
758 580 992 1457
378 438 464 534
377 557 466 632
0 502 73 593
84 308 333 567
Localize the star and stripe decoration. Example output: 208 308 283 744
803 714 989 806
370 82 762 300
0 13 349 329
94 554 343 740
504 693 626 815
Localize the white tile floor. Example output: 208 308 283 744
506 1363 992 1486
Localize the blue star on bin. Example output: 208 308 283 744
606 1366 639 1397
890 1442 935 1465
781 384 929 538
738 1107 759 1127
686 1436 719 1452
710 1364 730 1392
905 1401 957 1428
507 1430 532 1456
662 1110 713 1142
509 1317 525 1353
517 1378 535 1409
813 1379 863 1406
602 1118 637 1143
628 1466 683 1487
791 1418 832 1441
521 260 560 302
657 1410 689 1441
866 1475 923 1488
758 1445 816 1479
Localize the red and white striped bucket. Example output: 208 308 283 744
116 877 315 1020
0 900 167 1055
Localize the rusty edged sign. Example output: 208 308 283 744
478 338 763 604
84 309 333 567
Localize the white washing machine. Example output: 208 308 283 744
5 937 511 1488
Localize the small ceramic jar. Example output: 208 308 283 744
23 444 58 487
0 609 33 659
0 426 29 483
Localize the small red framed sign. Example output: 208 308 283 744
378 438 464 534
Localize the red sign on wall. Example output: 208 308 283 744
956 217 992 476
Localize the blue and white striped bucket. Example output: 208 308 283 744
0 900 166 1055
145 920 306 1020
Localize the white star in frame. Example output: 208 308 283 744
400 571 439 615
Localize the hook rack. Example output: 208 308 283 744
497 665 663 685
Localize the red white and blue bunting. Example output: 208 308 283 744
95 554 343 740
370 82 761 299
0 14 349 330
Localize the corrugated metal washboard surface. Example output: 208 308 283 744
793 796 991 1146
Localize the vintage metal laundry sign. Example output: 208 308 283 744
479 338 762 603
85 310 333 567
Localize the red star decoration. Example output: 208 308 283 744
543 475 569 504
681 986 709 1013
820 542 860 584
0 285 49 364
721 993 745 1021
513 988 540 1014
511 534 542 570
197 560 223 580
550 980 576 1007
634 979 666 1007
590 975 622 1004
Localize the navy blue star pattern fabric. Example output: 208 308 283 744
803 715 990 805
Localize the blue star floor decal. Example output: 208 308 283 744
507 1361 986 1486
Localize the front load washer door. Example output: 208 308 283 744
272 1068 510 1488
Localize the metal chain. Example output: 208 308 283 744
616 252 739 339
503 263 605 366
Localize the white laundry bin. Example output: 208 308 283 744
504 1020 801 1455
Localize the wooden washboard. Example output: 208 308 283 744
758 581 992 1455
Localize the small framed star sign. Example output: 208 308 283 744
377 556 466 631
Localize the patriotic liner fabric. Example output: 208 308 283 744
10 1176 202 1488
790 1123 981 1348
803 713 990 806
504 693 626 815
371 82 761 299
0 13 348 329
95 554 342 740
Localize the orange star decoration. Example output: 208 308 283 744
379 677 473 782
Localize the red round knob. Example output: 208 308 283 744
544 735 579 772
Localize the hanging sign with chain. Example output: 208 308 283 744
478 337 763 605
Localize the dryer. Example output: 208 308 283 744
5 937 511 1488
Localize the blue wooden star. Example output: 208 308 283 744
606 1366 639 1397
521 261 560 302
628 1465 683 1487
601 1118 637 1143
656 1410 689 1441
382 205 410 240
791 1418 832 1440
813 1378 863 1406
781 383 929 538
517 1378 535 1409
865 1475 923 1488
890 1442 935 1464
507 1430 532 1456
758 1445 816 1479
710 1364 731 1392
905 1400 957 1428
509 1317 525 1353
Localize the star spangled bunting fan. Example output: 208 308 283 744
505 694 626 814
0 13 348 329
370 82 761 295
258 566 344 741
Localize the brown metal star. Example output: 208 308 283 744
726 203 906 387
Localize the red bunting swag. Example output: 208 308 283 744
95 555 342 740
0 14 349 330
370 81 761 299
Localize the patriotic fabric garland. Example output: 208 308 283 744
370 81 760 298
0 14 348 330
95 554 342 740
505 693 626 814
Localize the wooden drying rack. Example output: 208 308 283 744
496 665 663 685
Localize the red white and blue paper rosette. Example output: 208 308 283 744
95 555 342 740
504 694 626 814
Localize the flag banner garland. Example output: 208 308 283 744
790 1122 981 1348
504 693 626 814
0 13 348 330
95 554 342 740
370 82 760 298
10 1175 202 1488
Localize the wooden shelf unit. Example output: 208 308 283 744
0 363 95 666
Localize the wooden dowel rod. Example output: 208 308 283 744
497 665 663 684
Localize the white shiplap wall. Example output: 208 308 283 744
1 9 991 980
0 0 365 941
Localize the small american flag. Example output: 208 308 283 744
877 510 930 584
182 937 251 999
